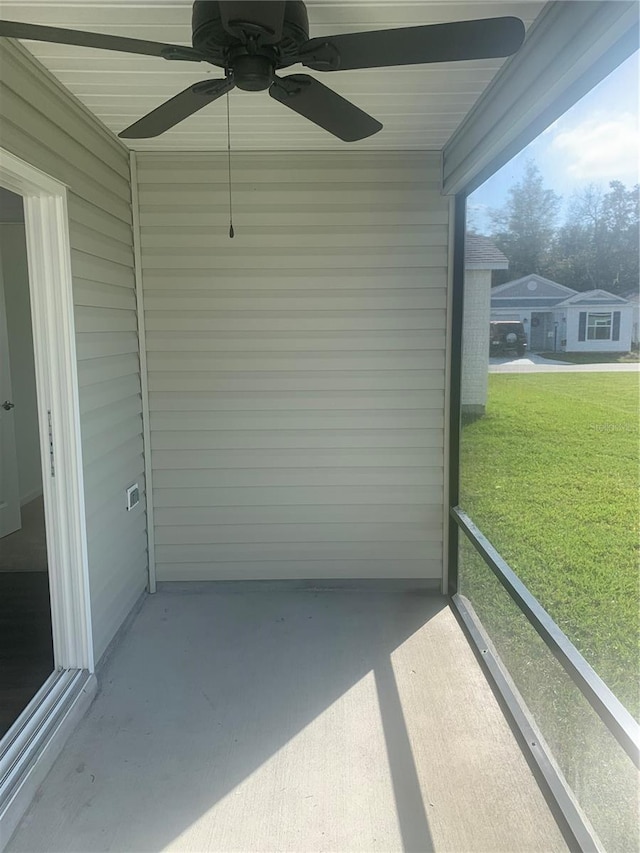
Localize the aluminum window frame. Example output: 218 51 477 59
446 183 640 849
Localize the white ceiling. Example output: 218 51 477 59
2 1 546 150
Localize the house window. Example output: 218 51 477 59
587 312 612 340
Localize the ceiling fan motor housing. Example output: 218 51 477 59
192 1 310 90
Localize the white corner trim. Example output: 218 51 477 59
441 195 456 595
0 147 94 672
129 151 156 594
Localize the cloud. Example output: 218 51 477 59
550 112 639 183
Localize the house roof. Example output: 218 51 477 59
491 274 577 298
465 234 509 270
492 297 568 309
491 280 632 310
555 289 630 308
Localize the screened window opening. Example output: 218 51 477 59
454 47 639 853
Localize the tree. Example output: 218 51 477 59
548 184 606 290
489 160 561 284
486 162 639 295
601 181 639 295
549 181 639 295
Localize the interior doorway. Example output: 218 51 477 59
0 187 54 737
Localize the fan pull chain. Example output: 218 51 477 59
226 91 234 238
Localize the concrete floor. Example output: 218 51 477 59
7 586 569 853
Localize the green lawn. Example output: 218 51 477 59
459 372 640 850
460 372 639 714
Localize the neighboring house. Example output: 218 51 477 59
491 274 633 353
623 288 639 347
559 289 634 352
462 234 508 415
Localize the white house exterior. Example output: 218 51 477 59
624 288 639 347
560 290 634 352
491 274 633 353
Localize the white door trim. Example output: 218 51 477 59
0 257 21 539
0 148 93 672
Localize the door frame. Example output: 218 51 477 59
0 148 93 673
0 257 22 539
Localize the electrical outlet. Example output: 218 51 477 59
126 483 140 511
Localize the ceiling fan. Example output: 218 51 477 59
0 1 526 142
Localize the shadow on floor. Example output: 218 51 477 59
8 586 568 853
12 587 441 852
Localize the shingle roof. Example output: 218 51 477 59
556 289 630 307
492 297 568 309
491 274 576 297
465 234 509 270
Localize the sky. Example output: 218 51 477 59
468 50 639 233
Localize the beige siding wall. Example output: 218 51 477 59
137 151 448 582
0 42 146 660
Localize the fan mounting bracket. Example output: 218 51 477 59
272 75 310 98
223 20 276 45
297 42 341 72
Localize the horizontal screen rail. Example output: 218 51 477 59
451 505 640 770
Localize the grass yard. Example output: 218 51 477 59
459 372 640 850
460 371 640 714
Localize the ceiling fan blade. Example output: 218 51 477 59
119 78 235 139
0 19 205 61
270 75 382 142
219 1 285 44
299 16 525 72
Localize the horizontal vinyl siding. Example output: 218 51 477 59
0 41 146 660
137 151 448 582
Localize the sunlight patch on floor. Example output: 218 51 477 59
164 669 401 852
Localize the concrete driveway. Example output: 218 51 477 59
489 354 640 373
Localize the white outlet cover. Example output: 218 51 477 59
126 484 140 511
